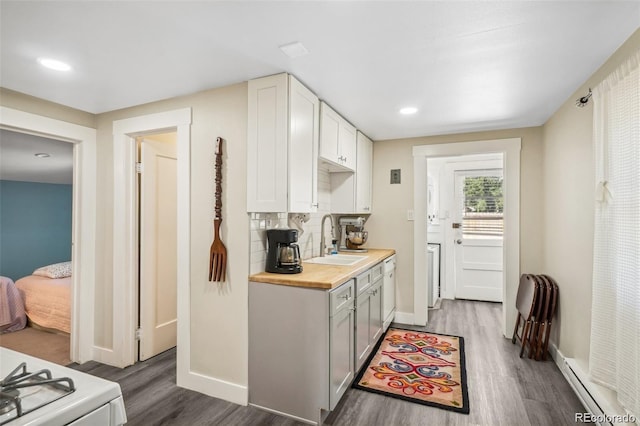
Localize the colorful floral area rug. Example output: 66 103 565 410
353 328 469 414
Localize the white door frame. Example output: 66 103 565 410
111 108 191 368
413 138 521 337
0 106 97 363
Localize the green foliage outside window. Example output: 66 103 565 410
463 176 503 214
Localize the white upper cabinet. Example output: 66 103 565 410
247 73 319 213
330 131 373 214
288 76 319 213
355 131 373 213
320 102 356 172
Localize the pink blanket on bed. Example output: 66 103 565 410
15 275 71 334
0 276 27 333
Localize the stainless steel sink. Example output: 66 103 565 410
305 254 368 266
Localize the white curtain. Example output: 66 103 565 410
589 50 640 418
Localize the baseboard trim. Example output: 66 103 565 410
393 311 414 325
248 403 317 425
177 369 248 406
92 345 120 367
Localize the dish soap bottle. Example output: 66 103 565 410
331 239 338 255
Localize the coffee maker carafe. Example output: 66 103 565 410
266 229 303 274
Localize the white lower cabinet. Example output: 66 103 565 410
249 261 387 424
355 264 384 371
329 282 355 409
249 279 354 425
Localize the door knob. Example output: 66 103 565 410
456 239 462 245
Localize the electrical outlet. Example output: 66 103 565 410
407 209 414 221
390 169 401 184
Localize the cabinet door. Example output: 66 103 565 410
370 278 383 345
339 119 357 171
355 289 372 371
288 76 319 213
247 74 288 212
320 102 341 165
329 302 355 410
356 132 373 213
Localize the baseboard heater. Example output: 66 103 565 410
563 358 610 425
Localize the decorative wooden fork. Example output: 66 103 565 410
209 137 227 282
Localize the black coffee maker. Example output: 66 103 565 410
266 229 302 274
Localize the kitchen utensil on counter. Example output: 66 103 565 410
266 229 302 274
339 216 369 252
347 231 368 245
209 137 227 282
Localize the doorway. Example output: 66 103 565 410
452 167 503 301
136 133 178 362
426 153 504 305
0 129 75 364
111 108 190 371
0 106 97 363
413 138 521 337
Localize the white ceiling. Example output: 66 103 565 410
1 1 638 140
0 130 73 184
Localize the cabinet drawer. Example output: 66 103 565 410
330 279 354 316
355 270 372 295
370 263 384 282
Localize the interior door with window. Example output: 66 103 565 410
139 137 178 361
453 169 503 302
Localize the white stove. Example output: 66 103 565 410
0 348 126 425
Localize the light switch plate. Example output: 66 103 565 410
390 169 401 184
407 209 414 221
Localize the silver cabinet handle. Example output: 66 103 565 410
339 294 350 300
311 203 319 208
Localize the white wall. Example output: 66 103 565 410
368 127 543 316
541 28 640 366
93 82 250 399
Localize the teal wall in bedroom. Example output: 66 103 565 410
0 180 72 281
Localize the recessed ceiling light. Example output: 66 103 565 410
399 107 418 115
279 42 309 59
34 153 51 158
37 58 72 72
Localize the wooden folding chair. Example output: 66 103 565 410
512 274 540 358
538 275 558 361
531 275 553 360
527 275 547 359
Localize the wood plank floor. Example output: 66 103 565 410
71 300 588 425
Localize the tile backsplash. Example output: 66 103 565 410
249 169 336 275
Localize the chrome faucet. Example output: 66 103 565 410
320 214 335 257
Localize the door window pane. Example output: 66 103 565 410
462 175 503 236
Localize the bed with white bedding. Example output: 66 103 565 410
15 261 72 334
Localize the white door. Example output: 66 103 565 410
453 169 503 302
139 138 178 361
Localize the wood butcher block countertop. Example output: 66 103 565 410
249 248 395 290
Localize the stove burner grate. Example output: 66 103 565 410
0 362 75 425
